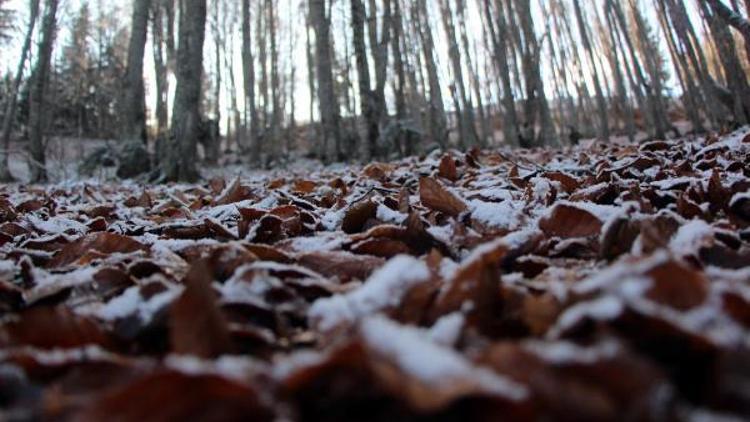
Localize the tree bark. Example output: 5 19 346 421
242 0 260 162
0 0 40 181
152 0 169 137
164 0 206 182
415 0 448 148
310 0 342 162
704 0 750 65
351 0 379 159
572 0 609 140
28 0 59 183
121 0 151 144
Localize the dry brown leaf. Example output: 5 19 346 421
169 260 233 358
419 177 468 217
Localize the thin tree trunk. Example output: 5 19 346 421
416 0 447 148
700 0 750 124
351 0 379 159
438 0 479 147
121 0 151 144
704 0 750 64
0 0 40 181
367 0 390 143
304 9 319 158
152 0 169 137
242 0 259 161
484 0 519 147
28 0 59 183
310 0 342 162
572 0 609 140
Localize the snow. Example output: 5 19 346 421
376 204 407 224
473 187 516 201
0 260 16 279
165 354 266 381
321 208 346 231
96 286 141 320
469 199 524 230
308 255 430 331
95 285 184 322
426 224 453 245
669 219 714 256
428 313 465 346
360 316 528 401
0 345 114 365
272 350 326 380
549 200 620 223
524 339 620 364
288 234 344 252
651 177 696 190
528 177 553 202
549 296 624 337
26 214 88 235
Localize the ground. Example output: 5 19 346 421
0 128 749 420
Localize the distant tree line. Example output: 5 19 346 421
0 0 749 182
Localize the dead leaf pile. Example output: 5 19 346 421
1 129 749 420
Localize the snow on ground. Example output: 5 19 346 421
0 127 749 420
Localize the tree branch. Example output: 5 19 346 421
704 0 750 60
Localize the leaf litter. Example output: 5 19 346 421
0 129 750 420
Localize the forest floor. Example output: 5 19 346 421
0 127 749 420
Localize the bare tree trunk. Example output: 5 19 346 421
700 0 750 124
516 0 555 146
663 0 723 128
304 9 319 158
572 0 609 140
438 0 479 147
656 0 704 132
601 3 635 141
242 0 260 163
704 0 750 64
164 0 206 182
390 0 409 153
483 0 519 147
310 0 342 162
459 2 490 146
0 0 40 181
121 0 151 144
367 0 391 144
351 0 379 159
415 0 447 148
152 0 169 138
267 0 281 163
28 0 58 183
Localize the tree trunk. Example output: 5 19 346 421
416 0 448 148
700 0 750 124
351 0 379 159
572 0 609 140
242 0 260 162
28 0 58 183
439 0 478 148
704 0 750 65
304 10 319 158
484 0 519 147
152 0 169 138
516 0 555 146
0 0 40 181
121 0 150 144
310 0 342 162
164 0 206 182
267 0 281 163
